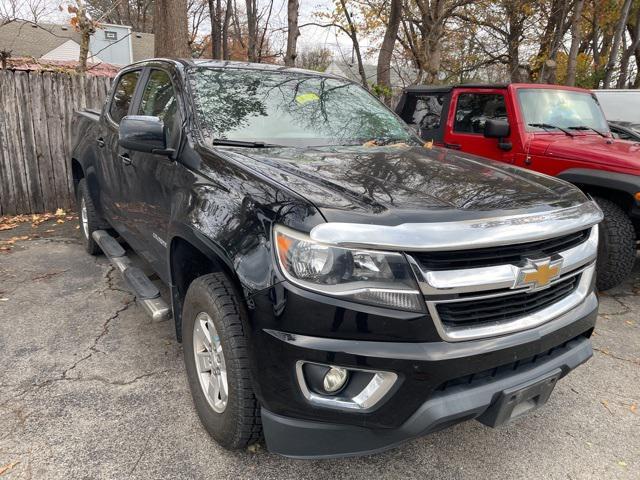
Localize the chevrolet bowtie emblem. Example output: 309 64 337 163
517 258 563 290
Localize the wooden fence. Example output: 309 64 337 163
0 70 112 215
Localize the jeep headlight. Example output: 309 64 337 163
274 225 422 311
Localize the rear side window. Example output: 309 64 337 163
454 93 506 134
412 94 445 130
108 70 141 124
138 69 180 146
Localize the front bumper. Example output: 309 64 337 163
246 283 598 458
262 335 592 458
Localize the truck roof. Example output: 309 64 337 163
124 57 345 81
402 83 592 94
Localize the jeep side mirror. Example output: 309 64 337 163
119 115 173 156
483 119 512 151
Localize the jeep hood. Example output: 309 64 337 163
536 134 640 169
220 145 587 224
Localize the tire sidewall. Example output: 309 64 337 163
182 282 242 447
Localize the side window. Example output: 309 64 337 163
138 69 179 145
454 93 507 134
109 70 141 124
412 93 445 130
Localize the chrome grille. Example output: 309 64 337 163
407 225 599 342
436 274 580 328
413 229 590 270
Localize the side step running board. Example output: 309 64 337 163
92 230 170 322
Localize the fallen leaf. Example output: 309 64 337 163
0 298 8 302
56 219 65 224
601 400 614 415
55 208 66 217
618 461 627 467
631 403 637 414
45 229 55 233
423 140 433 149
0 461 19 476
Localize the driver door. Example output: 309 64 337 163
443 89 514 163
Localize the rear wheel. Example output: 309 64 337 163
76 179 100 255
182 273 262 449
593 196 636 291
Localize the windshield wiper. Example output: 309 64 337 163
210 138 282 148
568 125 607 138
528 123 575 137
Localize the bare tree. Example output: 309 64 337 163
284 0 299 66
154 0 190 57
209 0 222 58
566 0 584 86
376 0 402 102
246 0 258 61
603 0 633 88
617 6 640 88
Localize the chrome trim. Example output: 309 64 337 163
295 361 397 411
410 226 598 296
427 263 595 342
310 201 603 251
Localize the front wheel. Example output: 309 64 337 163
593 196 636 291
182 273 262 449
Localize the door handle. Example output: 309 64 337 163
96 137 105 148
118 153 132 166
444 143 461 150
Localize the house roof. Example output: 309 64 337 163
0 20 154 63
0 22 80 58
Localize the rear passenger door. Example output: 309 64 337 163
443 89 514 162
120 68 182 279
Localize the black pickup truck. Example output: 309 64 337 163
71 59 602 458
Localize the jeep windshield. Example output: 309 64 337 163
187 67 417 148
518 88 609 134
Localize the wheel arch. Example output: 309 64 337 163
557 168 640 214
168 225 246 342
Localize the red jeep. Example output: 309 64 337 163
396 83 639 290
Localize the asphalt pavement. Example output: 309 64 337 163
0 218 638 479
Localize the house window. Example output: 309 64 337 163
105 31 118 41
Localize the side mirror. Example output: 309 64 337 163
483 119 510 138
484 119 512 151
119 115 172 155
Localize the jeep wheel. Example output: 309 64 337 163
593 196 636 291
182 273 262 449
76 179 101 255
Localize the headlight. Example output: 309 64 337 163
274 225 423 312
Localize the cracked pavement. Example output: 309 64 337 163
0 221 639 479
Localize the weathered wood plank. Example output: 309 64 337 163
1 70 31 213
28 73 58 212
15 72 44 212
41 72 69 210
0 70 15 215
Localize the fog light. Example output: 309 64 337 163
323 367 348 393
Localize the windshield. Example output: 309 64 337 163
518 88 609 133
188 67 416 147
594 91 640 125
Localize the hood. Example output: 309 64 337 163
534 134 640 169
220 145 587 224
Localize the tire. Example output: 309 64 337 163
76 179 101 255
593 196 637 291
182 273 262 449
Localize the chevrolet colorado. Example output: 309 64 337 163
71 59 602 458
396 83 639 290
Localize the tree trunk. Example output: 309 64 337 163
284 0 299 66
209 0 222 59
603 0 633 88
154 0 190 57
566 0 585 86
246 0 258 62
340 0 368 89
376 0 402 102
222 0 232 59
617 8 640 88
